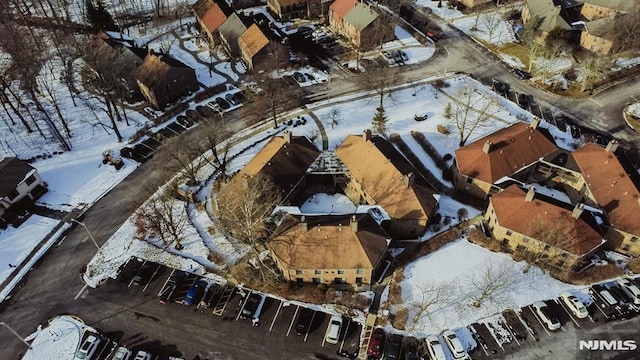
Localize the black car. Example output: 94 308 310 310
518 93 534 109
295 308 314 335
383 333 402 360
225 93 239 106
403 340 420 360
214 97 231 110
492 79 510 94
118 257 143 283
159 270 186 304
132 261 155 286
514 69 531 79
240 293 262 320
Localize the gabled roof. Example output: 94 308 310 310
582 0 640 13
269 213 389 270
218 12 250 55
330 0 359 23
335 133 437 222
455 122 558 184
584 15 616 37
193 0 234 33
134 53 193 88
572 143 640 236
238 24 269 59
490 185 603 255
238 133 320 194
525 0 573 32
0 157 35 197
343 3 379 31
91 35 146 72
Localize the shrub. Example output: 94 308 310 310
393 306 409 330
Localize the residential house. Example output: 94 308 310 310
580 0 640 21
453 120 558 199
335 3 393 50
521 0 575 41
192 0 234 46
570 141 640 257
229 0 263 9
268 213 389 286
484 185 605 271
237 24 270 70
236 131 320 199
0 157 47 228
579 15 615 55
335 131 438 239
133 53 199 109
218 12 251 57
458 0 492 10
267 0 329 21
328 0 357 35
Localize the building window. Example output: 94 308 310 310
543 244 550 251
561 252 569 258
623 244 631 251
506 230 513 237
356 269 364 275
315 269 322 275
312 277 323 284
630 237 638 243
296 270 303 275
522 237 530 243
7 189 19 201
356 277 363 286
337 269 345 275
296 278 303 284
515 244 526 252
556 260 565 267
25 175 36 186
466 177 473 184
334 277 346 284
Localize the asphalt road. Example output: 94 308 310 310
3 13 640 360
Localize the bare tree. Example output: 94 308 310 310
466 260 516 308
361 60 398 111
521 213 579 273
133 187 190 250
612 12 640 53
323 108 342 129
481 13 502 43
163 136 206 186
243 75 301 129
408 281 452 325
451 85 497 146
579 56 609 92
199 119 231 180
213 173 282 248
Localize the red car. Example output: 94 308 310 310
367 328 385 358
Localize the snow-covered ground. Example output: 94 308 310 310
453 13 517 46
22 315 97 360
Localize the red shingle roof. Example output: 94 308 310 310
330 0 359 23
193 0 233 33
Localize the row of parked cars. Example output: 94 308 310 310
382 50 409 66
74 332 152 360
365 327 468 360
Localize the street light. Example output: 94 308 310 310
70 219 100 251
0 322 32 349
443 46 450 75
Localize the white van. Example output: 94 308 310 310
325 315 343 344
599 289 617 306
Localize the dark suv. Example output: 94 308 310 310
295 308 314 335
240 293 262 320
383 333 402 360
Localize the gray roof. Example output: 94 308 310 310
0 157 35 197
585 15 615 37
343 3 378 32
525 0 572 32
219 13 249 57
582 0 640 13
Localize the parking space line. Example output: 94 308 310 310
303 311 316 342
557 299 580 328
514 311 537 342
501 317 520 346
528 305 551 336
286 305 299 337
142 264 162 292
74 284 88 300
469 325 489 356
157 269 175 297
269 301 283 332
339 317 351 352
128 260 144 287
236 292 251 321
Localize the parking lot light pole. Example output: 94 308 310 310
70 219 100 251
0 322 32 349
443 46 450 75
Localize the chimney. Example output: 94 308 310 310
363 129 372 142
299 215 307 231
525 186 536 202
605 140 618 153
284 130 292 144
572 203 584 219
350 214 358 232
482 140 493 154
403 172 415 187
530 117 540 130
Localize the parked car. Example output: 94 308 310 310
324 314 343 344
75 334 101 360
132 261 155 286
399 50 409 62
383 333 402 360
295 307 314 335
133 351 151 360
414 110 428 121
618 278 640 305
382 51 396 65
514 68 531 79
112 347 131 360
425 335 446 360
240 293 263 320
159 270 186 304
560 291 589 318
214 97 231 110
225 93 239 106
367 328 385 358
393 51 404 64
443 330 467 359
183 279 207 306
606 283 633 304
533 301 561 330
426 31 438 41
591 285 618 307
403 340 420 360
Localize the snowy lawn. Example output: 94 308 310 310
400 238 579 337
22 315 97 360
453 13 517 46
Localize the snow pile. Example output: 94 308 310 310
626 102 640 118
22 315 96 360
299 193 357 214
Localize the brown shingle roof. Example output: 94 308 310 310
238 24 269 59
330 0 359 22
238 133 320 194
335 134 437 222
269 214 389 270
455 122 558 184
490 185 603 255
572 143 640 236
0 157 35 197
134 53 191 88
193 0 234 33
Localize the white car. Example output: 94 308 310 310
133 351 151 360
425 335 446 360
532 301 561 330
617 278 640 305
325 314 343 344
443 330 468 359
75 334 101 360
112 347 131 360
560 291 589 318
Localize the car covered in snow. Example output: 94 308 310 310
443 330 468 359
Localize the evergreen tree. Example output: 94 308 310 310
86 0 117 32
372 106 388 136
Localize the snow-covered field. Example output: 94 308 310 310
22 315 97 360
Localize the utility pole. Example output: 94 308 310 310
70 219 100 251
0 322 32 349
